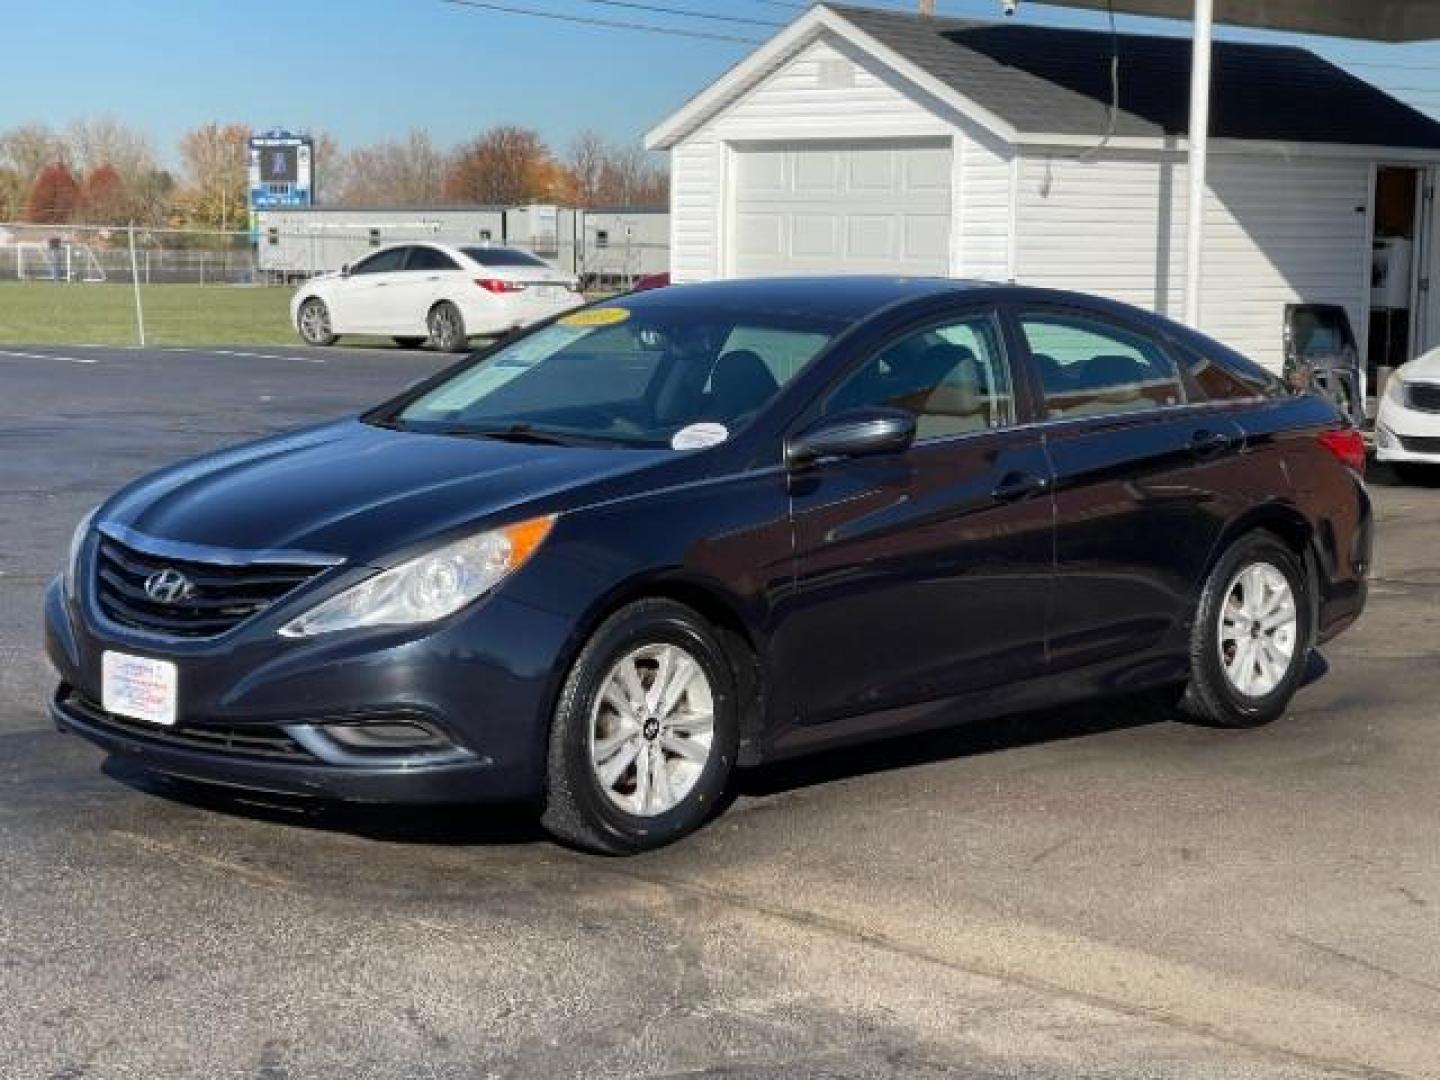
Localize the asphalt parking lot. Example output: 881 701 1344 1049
2 344 1438 1079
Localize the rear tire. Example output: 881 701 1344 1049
392 336 426 349
427 302 468 352
541 599 738 854
297 298 336 346
1179 531 1311 729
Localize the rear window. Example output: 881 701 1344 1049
460 246 549 269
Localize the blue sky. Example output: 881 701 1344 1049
5 0 1440 162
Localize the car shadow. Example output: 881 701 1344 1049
732 689 1173 799
100 662 1331 846
102 757 548 846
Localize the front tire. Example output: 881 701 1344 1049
427 302 468 352
541 599 738 854
1180 532 1311 728
297 298 336 346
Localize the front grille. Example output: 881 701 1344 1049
60 689 313 761
93 535 320 638
1406 382 1440 414
1398 434 1440 455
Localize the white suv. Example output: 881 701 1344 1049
292 243 584 351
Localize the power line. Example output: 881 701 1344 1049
437 0 765 44
576 0 784 28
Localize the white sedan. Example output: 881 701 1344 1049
1376 347 1440 479
291 243 584 351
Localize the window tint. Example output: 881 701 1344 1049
823 313 1015 440
1185 351 1262 402
459 246 549 268
395 304 842 447
406 246 459 272
1020 314 1183 419
721 326 830 386
351 247 408 275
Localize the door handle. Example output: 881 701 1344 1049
1189 429 1234 455
991 471 1050 502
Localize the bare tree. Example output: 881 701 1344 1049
566 130 609 208
0 124 66 184
336 130 447 206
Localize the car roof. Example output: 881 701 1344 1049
616 276 993 323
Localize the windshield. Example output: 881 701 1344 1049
388 302 840 448
459 246 550 268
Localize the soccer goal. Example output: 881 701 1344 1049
16 241 107 283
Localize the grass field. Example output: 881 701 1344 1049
0 282 298 346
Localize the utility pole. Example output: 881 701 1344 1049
918 0 935 13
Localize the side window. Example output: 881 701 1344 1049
823 312 1015 440
1020 313 1184 419
352 247 408 275
1185 350 1263 402
406 246 460 272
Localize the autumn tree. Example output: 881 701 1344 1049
81 164 128 224
445 126 558 205
337 130 447 206
0 167 24 221
25 161 81 223
177 121 250 230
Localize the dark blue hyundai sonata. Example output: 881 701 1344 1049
45 278 1371 852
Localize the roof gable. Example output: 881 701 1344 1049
648 3 1440 153
837 5 1440 149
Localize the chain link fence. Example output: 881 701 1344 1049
0 218 671 348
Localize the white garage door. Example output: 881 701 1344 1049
730 141 952 278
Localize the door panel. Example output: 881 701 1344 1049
1043 411 1247 669
332 247 410 332
1019 306 1250 670
777 432 1053 724
774 307 1051 726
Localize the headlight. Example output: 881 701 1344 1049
64 507 98 599
278 515 555 638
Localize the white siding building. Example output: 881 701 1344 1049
647 3 1440 374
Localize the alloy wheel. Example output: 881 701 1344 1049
588 643 715 817
299 300 331 344
1217 561 1298 698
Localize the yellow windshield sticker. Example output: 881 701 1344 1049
559 306 630 328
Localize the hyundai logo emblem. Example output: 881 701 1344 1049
144 568 194 604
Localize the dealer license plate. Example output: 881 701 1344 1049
102 651 178 727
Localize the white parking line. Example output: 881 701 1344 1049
0 349 85 363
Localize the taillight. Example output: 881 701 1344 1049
1317 428 1367 475
476 278 525 293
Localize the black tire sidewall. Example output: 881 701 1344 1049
1192 535 1311 725
549 602 738 853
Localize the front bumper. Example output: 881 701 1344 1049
44 575 576 804
1375 397 1440 463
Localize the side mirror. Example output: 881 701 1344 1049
785 407 916 468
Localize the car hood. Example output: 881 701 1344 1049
103 419 669 565
1399 348 1440 382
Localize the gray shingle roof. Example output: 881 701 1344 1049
830 4 1440 149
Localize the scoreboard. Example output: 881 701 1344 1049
248 131 313 210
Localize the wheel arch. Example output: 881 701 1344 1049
1202 502 1322 646
544 570 771 769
